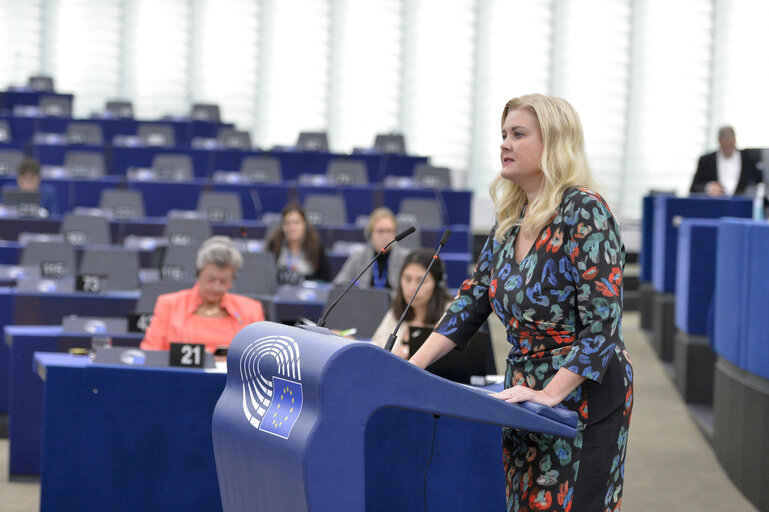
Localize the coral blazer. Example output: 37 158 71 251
140 283 265 353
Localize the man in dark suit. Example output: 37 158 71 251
690 125 761 196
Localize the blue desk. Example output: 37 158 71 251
36 352 225 511
4 324 140 475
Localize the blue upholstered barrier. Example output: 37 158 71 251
651 196 752 293
674 219 719 335
713 219 755 366
640 195 655 282
744 223 769 380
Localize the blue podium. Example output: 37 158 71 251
212 322 577 512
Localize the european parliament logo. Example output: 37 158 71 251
240 334 303 439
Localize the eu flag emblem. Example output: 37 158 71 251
259 377 303 439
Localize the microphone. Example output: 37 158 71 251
315 225 416 328
384 229 451 352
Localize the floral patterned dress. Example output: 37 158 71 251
435 187 633 512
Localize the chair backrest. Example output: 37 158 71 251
135 280 189 313
191 103 221 123
137 123 176 147
60 213 111 246
374 134 406 154
63 150 105 178
326 159 368 186
20 241 76 278
61 315 129 335
106 100 134 118
233 252 278 296
296 131 328 152
239 156 281 183
397 197 444 229
28 75 55 91
66 122 104 145
163 217 212 246
413 163 452 189
320 286 391 339
217 128 251 150
160 245 199 282
39 95 72 117
0 120 10 142
151 153 193 181
79 248 140 291
197 191 243 222
0 148 24 176
99 189 146 220
304 194 348 225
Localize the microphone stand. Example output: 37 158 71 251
384 229 451 352
314 225 416 328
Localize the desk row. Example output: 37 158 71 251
0 176 472 226
1 139 429 183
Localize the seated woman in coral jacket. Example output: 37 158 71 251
141 236 265 353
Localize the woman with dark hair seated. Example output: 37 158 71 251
370 248 453 359
266 202 331 284
141 236 265 353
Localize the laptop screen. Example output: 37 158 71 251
408 326 490 384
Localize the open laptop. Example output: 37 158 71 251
408 327 491 384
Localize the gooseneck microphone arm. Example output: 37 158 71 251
384 229 451 352
316 225 416 328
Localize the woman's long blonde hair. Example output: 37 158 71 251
491 94 597 241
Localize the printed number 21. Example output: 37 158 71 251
181 344 202 366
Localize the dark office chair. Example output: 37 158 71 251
0 120 11 142
319 286 391 339
135 280 189 313
151 153 193 181
106 100 134 119
296 131 329 152
79 248 141 291
20 241 76 278
28 75 55 91
197 191 243 223
0 148 24 176
304 194 348 225
60 213 111 246
99 189 146 220
191 103 221 123
413 163 452 189
66 122 104 145
374 134 406 154
159 245 199 282
138 123 176 148
233 252 278 296
397 197 445 229
39 95 72 117
217 128 252 150
63 151 106 178
239 156 282 183
326 159 368 186
163 217 211 247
